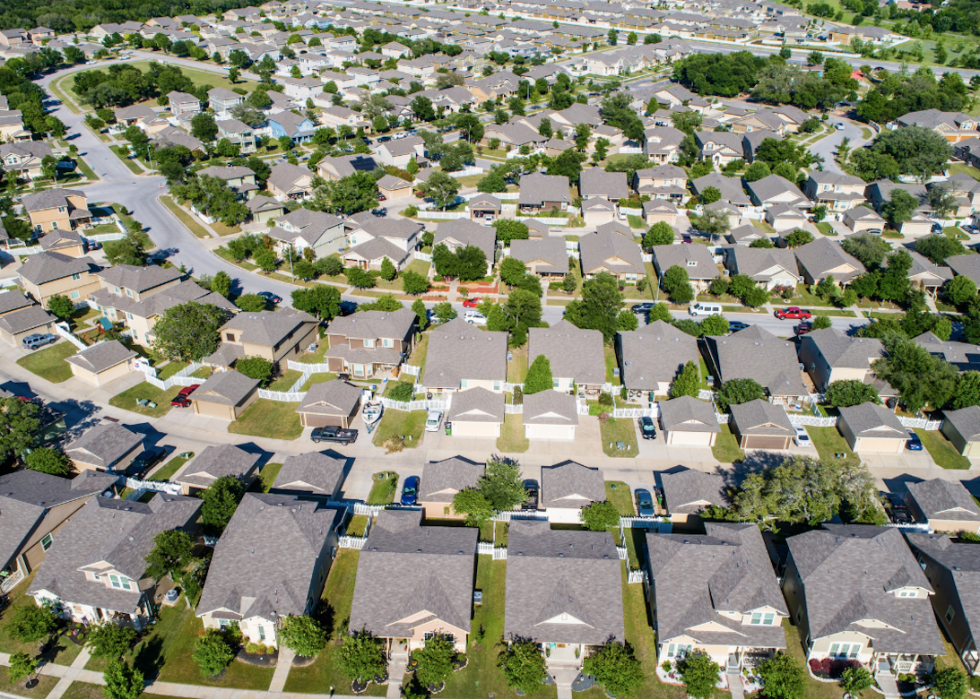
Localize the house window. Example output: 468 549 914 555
126 313 133 320
553 378 560 388
41 534 53 551
354 364 364 376
71 273 80 281
946 606 956 623
494 381 501 391
423 633 455 644
126 289 133 297
70 291 80 300
258 625 265 641
828 643 860 659
364 339 375 348
108 574 131 591
218 619 239 630
666 644 692 659
749 612 776 626
382 338 394 348
460 379 469 388
898 590 916 598
226 333 235 341
57 206 66 213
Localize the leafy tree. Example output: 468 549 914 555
200 476 246 534
278 616 327 658
564 272 624 341
927 182 957 220
414 634 455 689
951 372 980 410
358 294 402 313
649 303 672 323
700 314 729 337
152 302 227 361
873 335 958 412
479 459 527 511
851 126 952 183
840 667 874 696
841 233 892 269
47 294 75 322
451 488 494 526
945 276 977 307
689 208 731 237
784 229 813 248
0 398 40 458
677 652 720 699
7 652 37 685
418 171 460 210
478 172 506 193
402 271 429 295
933 668 969 699
500 258 529 287
700 186 721 205
812 315 833 330
9 605 56 645
493 219 529 242
309 171 379 216
103 660 143 699
617 309 638 332
338 630 386 683
743 161 771 181
412 299 428 331
25 447 71 476
210 271 232 298
291 285 341 321
87 623 138 661
670 360 701 399
756 653 806 699
662 266 695 304
716 378 764 412
432 302 457 322
644 222 674 248
145 529 194 581
380 257 397 282
883 189 919 230
253 249 278 273
580 501 620 530
499 640 547 695
103 229 148 267
293 259 317 281
235 356 273 386
825 380 879 407
190 113 218 142
525 355 553 395
193 630 235 678
583 642 643 698
916 234 968 265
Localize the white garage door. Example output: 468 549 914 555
666 430 714 447
526 424 576 441
452 422 501 438
856 437 905 454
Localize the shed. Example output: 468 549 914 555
658 396 720 447
729 399 795 450
837 402 909 453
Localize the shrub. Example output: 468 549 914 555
598 391 613 406
388 381 415 402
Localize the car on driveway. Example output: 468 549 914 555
257 291 282 305
775 307 811 320
639 417 657 440
425 410 444 432
523 479 539 509
22 334 57 351
728 321 749 333
681 233 693 244
171 384 201 407
793 425 812 448
401 475 419 505
907 431 923 451
462 298 482 308
464 311 487 326
310 426 358 445
126 446 166 479
635 488 655 517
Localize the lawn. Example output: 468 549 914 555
0 571 84 666
124 60 260 105
295 337 329 364
0 670 58 699
346 514 369 536
16 342 77 383
300 371 338 391
74 156 98 182
605 481 635 516
109 381 180 418
496 413 529 453
604 344 620 385
915 428 970 469
156 361 189 380
778 620 878 699
267 369 302 392
507 344 528 384
408 332 428 376
372 409 426 449
109 145 144 175
712 424 745 463
367 471 399 505
160 196 212 239
228 399 304 440
148 452 192 482
250 462 283 492
816 222 834 236
949 163 980 181
807 425 859 468
600 416 638 457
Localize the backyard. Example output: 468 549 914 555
228 399 304 440
148 452 193 481
16 342 77 383
250 462 283 493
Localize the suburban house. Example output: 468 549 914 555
652 244 719 292
197 493 346 646
527 320 605 395
782 524 945 677
433 219 496 277
579 230 644 282
65 422 144 473
540 461 604 523
804 172 868 212
729 399 796 450
579 169 628 201
798 329 886 392
167 91 201 118
843 206 886 234
643 199 679 227
518 173 571 214
267 111 317 143
422 318 507 393
896 109 978 143
695 131 744 166
173 444 261 496
941 406 980 457
446 387 505 438
216 119 257 154
207 87 244 117
22 189 91 233
768 205 810 234
913 331 980 372
190 370 261 421
349 509 477 653
247 196 286 224
296 380 363 429
510 238 569 278
903 251 953 296
704 325 808 404
210 310 319 371
504 520 624 668
375 136 424 169
0 306 57 347
344 217 424 272
692 173 752 208
837 402 910 454
270 452 347 499
794 238 866 286
114 105 170 134
39 230 86 257
469 194 501 222
659 467 728 527
745 175 810 210
268 162 315 201
28 493 201 630
617 320 700 397
325 308 416 379
523 390 579 441
724 247 801 290
417 456 484 519
635 164 687 200
0 142 54 180
65 340 138 388
646 522 788 673
196 165 259 201
904 479 980 534
267 209 345 260
658 397 720 448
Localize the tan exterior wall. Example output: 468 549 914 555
664 430 716 447
193 400 237 420
809 631 874 663
451 421 501 438
583 210 616 227
69 360 132 388
381 186 412 200
526 424 576 441
645 212 678 226
22 274 101 306
940 421 980 457
854 436 905 454
0 319 56 347
420 500 462 519
928 518 980 535
386 618 468 652
28 209 72 232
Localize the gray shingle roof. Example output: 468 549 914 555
175 444 260 490
518 173 571 206
943 405 980 443
0 306 54 335
660 466 727 514
0 291 32 315
65 422 142 470
19 252 98 286
271 452 346 498
21 188 86 213
913 331 980 368
528 320 604 386
192 370 260 407
729 399 795 436
946 254 980 286
658 396 719 434
906 479 980 523
794 238 865 284
799 329 884 370
617 320 699 392
651 243 719 281
419 456 484 503
579 168 629 200
523 390 578 426
422 318 507 389
746 174 807 206
906 534 980 652
579 230 643 277
705 325 808 398
727 246 799 283
838 402 907 438
510 238 569 274
297 379 362 417
433 218 497 264
541 461 603 509
447 387 504 424
65 340 136 374
221 309 316 348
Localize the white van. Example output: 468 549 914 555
689 302 722 317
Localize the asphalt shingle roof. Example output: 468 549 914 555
419 456 484 503
660 466 727 514
523 390 578 426
175 444 260 490
705 325 808 398
422 318 507 389
65 422 142 470
541 461 603 509
618 320 700 392
906 479 980 523
271 452 346 497
658 396 720 434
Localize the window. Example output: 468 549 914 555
70 291 80 300
108 574 131 591
71 273 80 281
218 619 239 630
226 333 235 341
898 590 916 598
553 378 560 388
126 313 133 320
749 612 776 626
423 633 455 644
494 381 501 391
354 364 364 376
258 625 265 640
57 206 66 213
126 289 133 297
382 338 394 348
460 379 469 388
666 644 693 659
829 643 860 659
52 221 59 230
946 606 956 624
41 534 53 551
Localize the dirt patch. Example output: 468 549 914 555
236 649 278 667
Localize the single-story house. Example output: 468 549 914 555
173 444 261 496
510 238 569 277
540 460 604 524
417 456 484 519
190 370 260 421
941 406 980 457
269 452 346 499
729 399 795 450
837 402 909 453
658 467 728 527
65 422 144 473
658 396 720 447
446 387 504 438
905 479 980 535
0 306 57 347
522 390 578 441
65 341 137 388
296 380 362 429
617 320 700 397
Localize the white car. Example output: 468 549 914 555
794 425 813 447
835 122 845 130
425 410 444 432
464 311 487 326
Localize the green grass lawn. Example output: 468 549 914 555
367 471 399 505
62 683 192 699
156 361 189 380
0 669 58 699
604 344 620 385
507 345 528 384
949 163 980 181
807 425 859 468
372 409 426 449
109 145 143 175
408 333 428 376
125 60 260 103
300 371 338 391
74 156 98 181
149 452 192 482
296 338 329 364
16 342 77 383
346 514 369 536
605 481 635 516
816 222 834 236
712 424 745 463
228 399 304 440
250 462 282 492
109 382 180 418
600 416 638 457
160 196 212 239
267 369 302 392
496 413 529 453
915 428 970 469
0 571 84 666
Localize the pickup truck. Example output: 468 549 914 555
310 426 358 445
774 307 812 320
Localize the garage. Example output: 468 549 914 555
939 406 980 456
523 390 578 441
665 430 715 446
742 435 792 450
297 380 362 429
729 399 795 450
190 369 260 422
0 306 56 347
659 396 720 447
451 421 502 438
65 340 137 388
838 403 907 454
447 387 504 439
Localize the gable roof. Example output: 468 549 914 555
510 238 569 274
19 252 98 286
727 246 800 282
419 456 484 503
221 309 316 347
652 243 719 281
660 466 727 514
906 479 980 523
192 369 260 407
838 402 908 438
523 390 578 426
617 320 700 391
175 444 261 490
0 306 54 335
528 320 604 385
943 405 980 443
518 173 570 206
296 379 362 417
729 398 795 436
65 422 142 470
658 396 720 434
422 318 507 389
447 387 504 424
579 168 629 199
794 238 866 284
271 452 346 497
705 325 808 397
800 329 884 369
65 340 136 374
96 264 181 293
541 460 603 509
906 534 980 649
579 230 643 276
433 218 496 263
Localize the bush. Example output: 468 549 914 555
598 391 613 406
388 381 415 402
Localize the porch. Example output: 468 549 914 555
874 653 934 677
545 642 582 667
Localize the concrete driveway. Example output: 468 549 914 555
862 450 939 470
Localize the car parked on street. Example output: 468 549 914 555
775 307 811 320
401 475 419 505
794 322 813 336
170 384 201 407
635 488 655 517
464 311 487 326
631 302 653 314
257 291 282 305
22 334 57 351
728 321 749 333
310 426 358 444
462 298 482 308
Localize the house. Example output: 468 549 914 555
581 197 617 227
0 290 33 318
895 109 978 143
837 402 909 453
433 219 496 277
906 533 980 675
510 238 568 278
268 111 317 143
0 142 53 180
217 119 257 154
902 251 953 295
197 493 346 645
65 341 137 388
804 172 868 212
729 399 796 450
269 452 346 499
28 493 201 630
167 91 201 118
659 467 727 526
296 380 363 429
65 422 144 473
504 520 624 667
635 164 687 200
946 255 980 288
724 246 801 290
728 224 771 247
651 244 719 291
798 329 886 392
208 88 243 117
579 168 628 201
843 206 886 234
617 320 700 397
540 460 604 523
523 390 579 441
745 174 809 210
153 126 203 153
913 331 980 372
173 444 261 496
21 189 90 233
794 237 866 286
377 174 413 200
579 230 643 282
325 308 416 379
695 130 744 166
658 397 720 447
375 136 425 169
0 306 57 347
767 205 810 234
422 318 507 393
469 193 501 221
518 173 571 213
528 320 605 394
692 173 752 208
114 105 169 134
643 199 679 227
38 230 86 257
267 209 345 259
345 218 424 272
781 524 945 675
704 325 808 403
417 456 484 519
646 522 788 671
742 129 783 162
247 196 285 224
446 387 504 438
212 310 319 371
349 509 477 653
0 470 117 587
268 162 315 201
905 479 980 534
197 165 258 201
190 370 261 421
941 406 980 457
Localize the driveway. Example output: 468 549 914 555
861 450 938 470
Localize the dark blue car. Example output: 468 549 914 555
401 476 419 505
907 432 923 451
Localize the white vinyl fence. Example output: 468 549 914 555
505 403 523 414
401 364 421 377
416 211 468 220
257 389 305 401
787 414 839 427
627 570 648 584
899 416 943 430
139 362 206 391
55 322 87 350
379 396 451 412
414 251 433 262
620 207 642 216
339 535 367 549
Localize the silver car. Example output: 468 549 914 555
425 410 444 432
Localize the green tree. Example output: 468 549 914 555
945 276 977 307
644 222 674 248
493 219 530 242
916 234 968 265
479 459 528 511
24 447 71 476
87 623 138 661
499 640 547 695
451 488 494 526
103 229 148 267
210 271 232 298
825 380 879 407
617 309 638 332
524 355 553 395
883 189 918 230
564 272 624 341
840 667 874 696
6 652 37 685
688 208 731 237
580 501 620 530
432 302 457 322
235 356 273 386
193 630 235 678
500 257 529 287
402 271 430 295
649 303 672 323
380 257 397 282
873 335 958 412
784 229 813 248
812 315 833 330
756 653 806 699
190 112 218 142
583 642 643 698
670 360 701 399
291 285 342 321
103 660 143 699
716 378 764 412
951 372 980 410
841 233 892 269
414 634 455 689
412 299 428 331
9 605 56 645
699 314 729 336
46 294 75 323
418 171 460 210
144 529 194 581
152 302 227 361
338 631 386 683
278 616 327 658
700 186 721 205
293 259 317 281
0 397 40 459
927 182 957 219
662 265 695 304
678 652 720 699
200 476 246 534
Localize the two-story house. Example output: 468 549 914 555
268 162 315 201
206 309 318 372
344 217 423 271
797 328 887 392
167 91 202 119
804 172 868 212
266 209 345 260
635 164 687 201
0 142 53 181
216 119 257 154
207 88 244 118
325 308 416 379
695 131 744 166
22 189 91 233
617 319 700 398
268 112 317 144
432 219 496 277
518 173 571 214
19 251 101 306
579 230 644 282
197 165 259 201
422 317 507 393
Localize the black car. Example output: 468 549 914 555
311 426 358 445
523 479 539 510
257 291 282 305
126 447 166 479
631 302 653 314
639 417 657 440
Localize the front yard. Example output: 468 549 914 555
250 462 283 493
228 399 304 440
0 571 84 667
605 481 636 516
915 428 970 469
600 416 638 457
712 424 745 464
496 413 529 453
807 425 859 467
16 342 77 383
367 471 399 505
109 382 181 418
372 409 426 449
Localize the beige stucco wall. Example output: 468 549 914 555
526 423 576 441
665 430 716 447
22 274 101 306
929 518 980 535
451 421 501 438
0 318 55 347
193 400 237 420
69 359 132 388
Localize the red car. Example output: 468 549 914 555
775 307 812 320
462 298 482 308
794 322 813 336
171 384 201 407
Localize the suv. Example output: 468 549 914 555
22 334 57 351
639 417 657 440
775 307 811 320
171 384 201 407
311 426 358 444
523 479 539 510
126 447 166 479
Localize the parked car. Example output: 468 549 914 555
523 479 539 509
835 122 845 130
635 488 655 517
170 384 201 407
125 446 166 478
794 321 813 336
631 302 653 314
793 425 812 448
775 307 811 320
378 194 387 202
400 475 419 505
257 291 282 305
22 334 57 351
462 298 482 308
377 136 391 143
310 426 358 444
681 233 693 244
425 410 444 432
639 417 657 440
464 311 487 326
907 431 923 451
728 321 749 333
931 223 943 234
890 501 914 524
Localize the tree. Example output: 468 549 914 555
841 233 892 269
478 172 506 193
209 271 232 298
945 276 977 307
412 299 428 331
662 265 695 304
583 642 643 698
227 66 240 84
608 29 618 45
432 302 457 322
190 113 218 142
193 630 235 678
278 616 327 658
380 257 397 282
743 161 771 181
677 652 720 699
700 314 729 337
580 501 620 531
927 182 957 220
87 623 138 661
0 397 41 458
500 258 529 287
951 372 980 410
493 219 530 243
25 447 71 476
291 285 341 321
9 605 56 645
310 171 379 216
499 640 547 695
402 271 429 295
649 303 672 323
47 294 75 322
479 459 527 511
826 380 879 407
716 378 765 412
756 653 806 699
564 272 624 341
414 634 455 689
200 476 246 534
617 310 638 332
812 315 832 330
852 126 952 183
337 631 386 684
701 186 722 205
784 229 813 248
103 229 148 267
916 234 967 265
524 355 553 395
152 302 227 362
418 171 460 210
145 529 194 581
670 360 701 399
840 667 874 696
874 335 959 412
236 356 273 386
689 208 731 237
644 222 674 248
883 189 918 230
103 660 144 699
293 259 316 281
7 652 37 685
932 667 968 699
451 488 494 526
